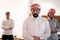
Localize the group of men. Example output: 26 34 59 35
1 3 60 40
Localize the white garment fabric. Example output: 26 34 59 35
22 16 51 40
2 19 14 35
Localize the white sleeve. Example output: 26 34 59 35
2 21 5 29
10 20 14 29
2 20 9 29
40 20 51 40
22 20 33 40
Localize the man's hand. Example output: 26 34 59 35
33 36 40 40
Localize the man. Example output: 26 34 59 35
2 12 14 40
47 8 60 40
22 3 51 40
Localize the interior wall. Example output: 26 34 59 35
29 0 60 16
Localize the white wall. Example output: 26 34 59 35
29 0 60 16
0 0 28 38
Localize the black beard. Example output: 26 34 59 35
50 17 53 20
33 14 38 18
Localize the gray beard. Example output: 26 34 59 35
50 17 53 20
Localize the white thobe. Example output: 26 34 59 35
2 19 14 35
22 16 51 40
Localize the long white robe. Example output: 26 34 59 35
22 16 51 40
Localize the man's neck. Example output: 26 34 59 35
6 18 10 20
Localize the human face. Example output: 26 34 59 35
48 11 55 18
6 12 10 19
31 8 40 18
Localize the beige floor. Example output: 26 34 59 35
0 38 24 40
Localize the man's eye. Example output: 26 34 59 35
33 10 35 11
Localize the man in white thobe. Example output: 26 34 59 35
22 3 51 40
2 12 14 40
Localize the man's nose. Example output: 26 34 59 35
34 11 37 13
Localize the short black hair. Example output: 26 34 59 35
6 12 10 15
